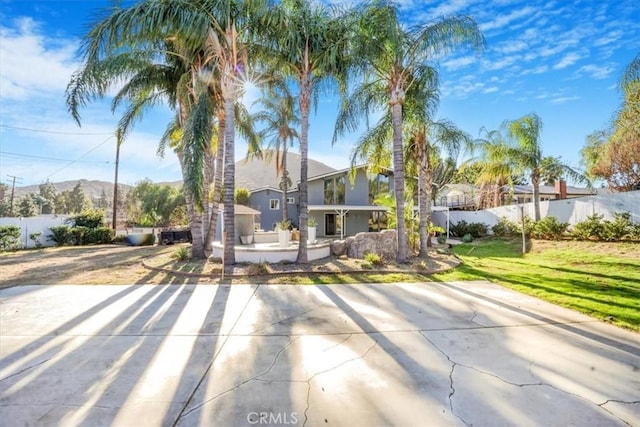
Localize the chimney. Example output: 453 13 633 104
555 180 567 200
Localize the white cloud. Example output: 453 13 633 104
483 86 499 94
495 40 529 54
593 30 623 47
553 52 581 69
522 65 548 75
576 64 615 79
480 6 536 32
0 17 79 101
550 96 580 104
483 56 518 71
442 55 477 71
422 0 474 19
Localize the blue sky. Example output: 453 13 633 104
1 0 638 188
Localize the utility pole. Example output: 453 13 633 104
112 131 122 230
7 175 22 217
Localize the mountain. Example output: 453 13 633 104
235 150 336 190
13 179 132 200
10 152 335 199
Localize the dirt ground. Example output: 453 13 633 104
0 243 459 287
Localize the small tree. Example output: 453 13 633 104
234 188 251 206
0 225 21 250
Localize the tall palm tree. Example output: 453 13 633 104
66 0 268 262
260 0 352 263
471 128 515 209
504 114 587 220
335 2 484 262
253 86 300 221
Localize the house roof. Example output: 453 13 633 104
236 150 336 191
249 185 299 195
510 184 596 195
306 165 393 183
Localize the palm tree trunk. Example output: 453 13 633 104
417 140 429 258
176 149 203 257
532 171 541 221
391 100 407 263
223 96 236 265
296 73 311 264
281 145 289 222
204 110 225 254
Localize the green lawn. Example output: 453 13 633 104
433 238 640 331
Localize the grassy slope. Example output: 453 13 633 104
433 239 640 331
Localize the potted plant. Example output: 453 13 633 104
239 222 254 245
307 217 317 244
276 219 291 248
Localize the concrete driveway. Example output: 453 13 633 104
1 282 638 426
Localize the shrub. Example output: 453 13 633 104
462 233 473 243
451 220 488 238
29 232 43 248
48 225 73 246
68 209 106 229
436 234 447 244
601 212 632 241
492 217 519 237
85 227 115 244
628 223 640 240
245 261 270 275
364 252 384 266
0 225 21 251
571 214 605 240
70 226 89 245
172 246 191 262
532 216 569 240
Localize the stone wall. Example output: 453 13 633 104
330 229 405 260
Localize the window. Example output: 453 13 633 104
269 199 280 210
324 175 346 205
369 173 391 204
287 197 295 204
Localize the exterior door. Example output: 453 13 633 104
325 213 336 236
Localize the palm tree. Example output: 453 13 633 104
260 0 352 263
621 52 639 95
253 86 300 222
407 120 470 257
471 128 515 209
504 113 586 220
335 2 484 262
66 0 268 262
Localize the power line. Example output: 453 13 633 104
0 151 112 164
42 134 116 181
0 124 114 136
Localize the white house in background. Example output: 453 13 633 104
435 184 480 210
507 181 596 204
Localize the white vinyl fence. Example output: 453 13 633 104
432 190 640 234
0 215 70 248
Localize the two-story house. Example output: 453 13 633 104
306 166 392 239
249 186 300 231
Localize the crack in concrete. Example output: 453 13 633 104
0 358 51 382
420 333 636 427
302 337 379 427
600 399 640 406
171 284 261 427
249 307 319 335
179 336 300 418
418 331 470 426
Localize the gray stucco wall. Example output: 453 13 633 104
346 169 370 205
250 189 299 230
